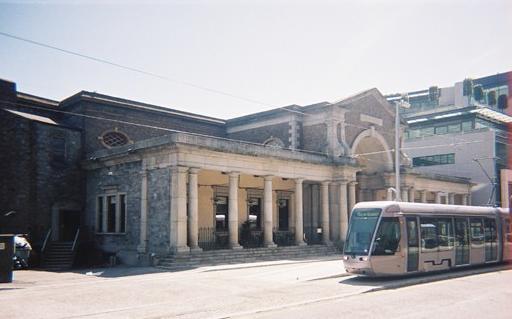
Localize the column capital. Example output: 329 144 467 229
334 179 348 185
171 165 189 174
348 181 358 187
189 167 200 174
228 171 240 178
264 175 274 181
294 177 304 184
321 180 330 187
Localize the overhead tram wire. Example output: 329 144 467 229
0 31 273 109
1 31 399 138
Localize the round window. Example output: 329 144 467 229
101 131 129 148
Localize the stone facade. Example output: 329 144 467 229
0 78 474 266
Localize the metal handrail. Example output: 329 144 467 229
71 228 80 252
41 228 52 253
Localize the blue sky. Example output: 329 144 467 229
0 0 511 118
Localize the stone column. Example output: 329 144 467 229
401 188 409 202
338 181 349 241
187 168 202 252
321 181 331 244
348 182 357 217
294 178 306 246
462 194 468 206
448 193 455 205
408 187 415 203
170 166 190 253
420 190 427 203
263 176 276 248
138 169 148 253
228 172 242 250
435 192 442 204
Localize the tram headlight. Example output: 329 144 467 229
342 256 349 261
361 256 368 261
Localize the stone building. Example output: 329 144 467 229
0 79 472 265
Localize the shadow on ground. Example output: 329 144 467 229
338 263 512 291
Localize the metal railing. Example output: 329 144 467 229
198 227 230 251
304 226 323 245
273 229 295 247
71 228 80 252
41 228 52 253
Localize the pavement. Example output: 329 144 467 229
1 257 510 319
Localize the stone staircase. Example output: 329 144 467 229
157 244 341 271
41 241 75 271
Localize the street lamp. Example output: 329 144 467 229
394 95 410 201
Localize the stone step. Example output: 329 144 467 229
157 245 340 270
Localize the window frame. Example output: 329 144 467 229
95 192 128 235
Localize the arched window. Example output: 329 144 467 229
263 137 285 148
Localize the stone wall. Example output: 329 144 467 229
302 123 327 154
227 122 291 148
65 100 226 154
0 109 83 243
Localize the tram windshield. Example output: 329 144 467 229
344 208 381 255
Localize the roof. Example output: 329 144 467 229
60 91 226 125
354 201 507 215
4 109 58 125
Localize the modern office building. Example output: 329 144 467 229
387 71 511 206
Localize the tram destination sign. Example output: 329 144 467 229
353 209 380 218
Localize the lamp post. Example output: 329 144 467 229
394 96 410 201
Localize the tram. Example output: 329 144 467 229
342 201 512 277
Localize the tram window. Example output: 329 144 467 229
484 218 497 242
470 218 484 246
437 218 454 250
372 217 400 256
421 218 438 251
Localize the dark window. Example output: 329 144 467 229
413 153 455 167
248 198 262 229
215 196 228 230
97 193 127 234
462 121 473 131
101 131 129 148
107 195 116 233
372 217 401 255
470 218 484 246
435 126 448 135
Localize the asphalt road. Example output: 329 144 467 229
1 258 510 319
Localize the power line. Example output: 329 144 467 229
0 31 273 108
0 98 481 161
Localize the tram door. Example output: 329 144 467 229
454 218 470 266
406 217 419 272
484 218 498 262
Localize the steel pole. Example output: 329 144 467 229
395 101 401 201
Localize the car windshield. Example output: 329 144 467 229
344 208 381 255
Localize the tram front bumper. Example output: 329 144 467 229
342 255 374 276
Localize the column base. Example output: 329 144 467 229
169 245 190 254
264 242 277 248
230 244 243 250
137 245 147 253
190 246 203 253
295 241 307 246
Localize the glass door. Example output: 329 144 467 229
406 217 419 272
455 218 470 265
484 218 498 262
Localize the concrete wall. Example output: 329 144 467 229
404 129 496 206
